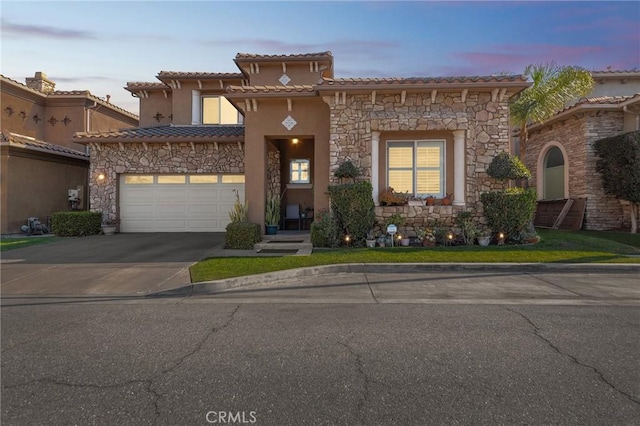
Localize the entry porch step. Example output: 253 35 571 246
254 233 313 256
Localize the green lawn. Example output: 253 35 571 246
190 229 640 282
0 236 61 251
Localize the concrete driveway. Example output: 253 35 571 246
1 233 224 296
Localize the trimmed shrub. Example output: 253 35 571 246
225 222 261 249
310 210 341 248
487 151 531 181
51 211 102 236
594 131 640 204
480 188 537 242
333 160 361 182
328 181 376 246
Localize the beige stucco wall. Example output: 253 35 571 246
1 88 45 140
243 97 330 228
526 110 628 230
138 92 173 127
0 147 88 233
245 62 325 87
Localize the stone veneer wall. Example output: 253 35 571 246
375 205 464 237
89 142 244 221
267 149 281 198
526 111 627 230
324 91 511 226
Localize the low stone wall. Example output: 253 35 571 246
374 205 466 237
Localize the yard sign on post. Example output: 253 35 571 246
387 224 397 248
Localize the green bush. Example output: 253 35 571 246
594 131 640 203
328 181 376 246
480 188 537 242
225 222 261 249
51 211 102 236
487 151 531 181
310 210 341 248
333 160 361 182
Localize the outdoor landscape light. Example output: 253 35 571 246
344 235 351 246
498 232 505 245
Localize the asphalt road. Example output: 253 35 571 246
2 301 639 425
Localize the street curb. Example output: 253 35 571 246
151 262 640 297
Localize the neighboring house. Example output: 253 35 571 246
525 70 640 230
0 72 139 234
75 52 530 233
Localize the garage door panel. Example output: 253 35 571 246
156 189 188 201
120 174 243 232
155 204 187 215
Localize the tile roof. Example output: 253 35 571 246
1 132 89 160
317 75 529 87
226 84 316 95
527 94 640 131
556 94 640 114
1 75 139 120
235 52 332 60
74 124 245 143
591 70 640 75
157 71 244 79
1 74 46 96
125 82 169 90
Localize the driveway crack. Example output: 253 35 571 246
505 307 640 406
338 341 373 423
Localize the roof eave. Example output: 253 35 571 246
75 136 244 144
316 81 531 93
527 103 627 132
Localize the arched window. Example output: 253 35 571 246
543 147 565 199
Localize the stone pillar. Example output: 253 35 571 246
191 90 201 125
371 131 380 205
453 130 466 206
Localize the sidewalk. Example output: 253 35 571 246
154 263 640 306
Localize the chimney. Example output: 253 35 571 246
26 72 56 94
106 95 111 103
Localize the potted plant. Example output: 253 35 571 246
366 230 377 248
441 193 452 206
426 195 435 206
477 224 492 246
416 227 436 247
101 217 119 235
265 196 280 235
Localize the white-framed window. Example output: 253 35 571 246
290 159 310 184
387 140 445 197
202 96 240 124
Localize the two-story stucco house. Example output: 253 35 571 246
0 72 138 234
75 52 530 234
525 70 640 231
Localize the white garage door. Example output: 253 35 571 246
119 174 244 232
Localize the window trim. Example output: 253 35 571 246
290 159 311 184
386 139 445 198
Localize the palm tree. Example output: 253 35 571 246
510 62 594 159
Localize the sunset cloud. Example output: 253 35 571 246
1 18 97 40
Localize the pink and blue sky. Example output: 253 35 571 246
2 1 638 115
